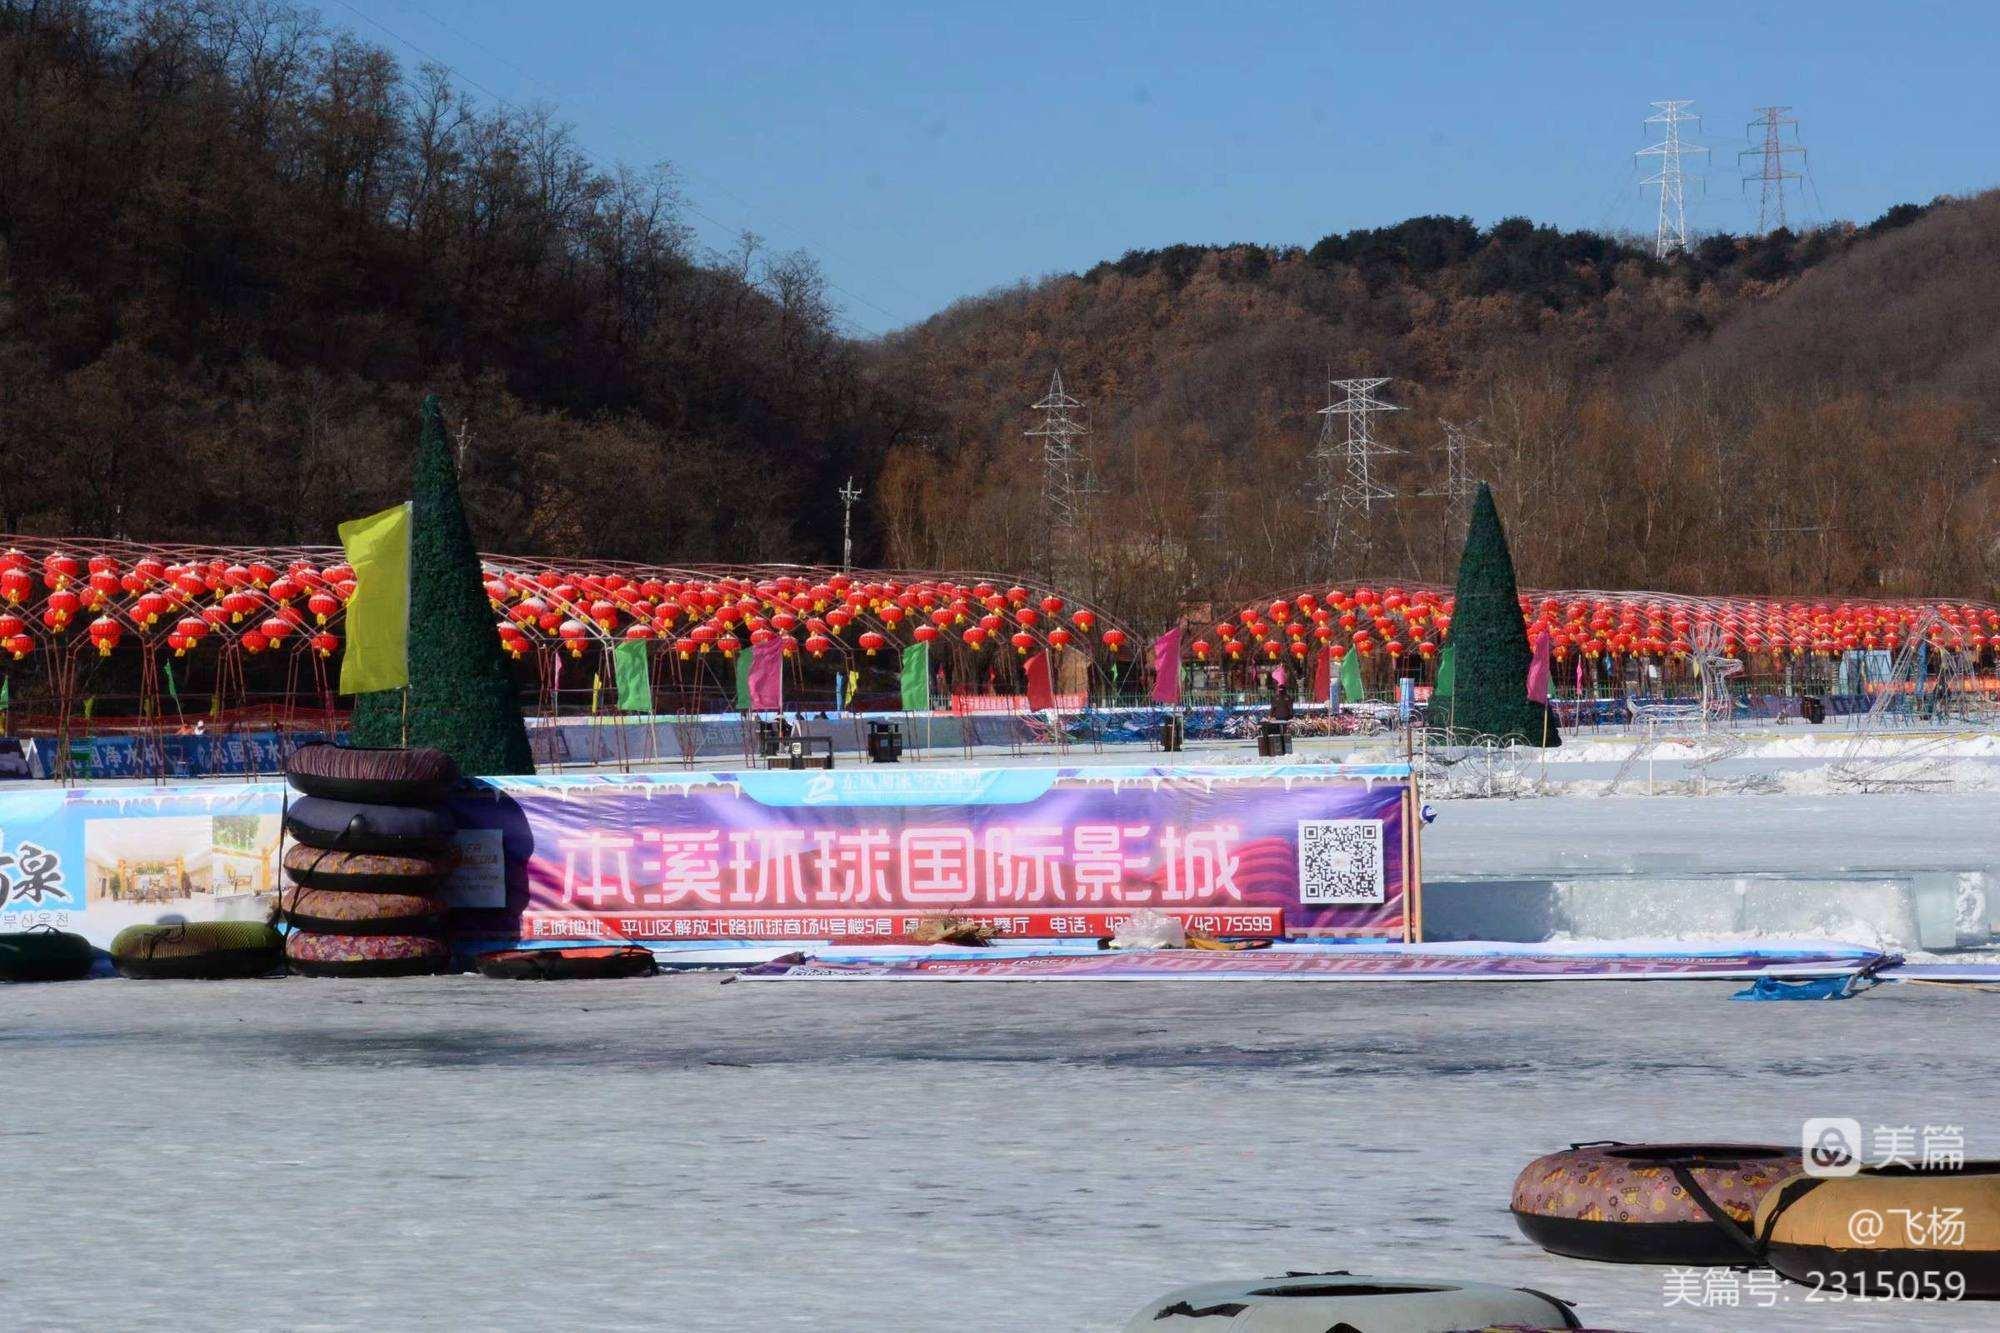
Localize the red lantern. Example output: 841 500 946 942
858 630 888 656
2 634 30 660
1101 628 1128 652
311 631 340 658
1010 631 1035 655
913 624 939 644
805 633 833 659
87 616 121 656
1047 627 1072 651
558 619 589 657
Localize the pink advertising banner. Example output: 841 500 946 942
447 763 1416 945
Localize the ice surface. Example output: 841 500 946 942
2 975 1992 1331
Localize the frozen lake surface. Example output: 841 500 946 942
4 973 1992 1330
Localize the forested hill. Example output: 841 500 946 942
0 0 908 562
868 198 2000 624
3 1 1994 617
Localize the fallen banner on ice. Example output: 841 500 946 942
733 942 1894 982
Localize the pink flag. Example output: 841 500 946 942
749 635 783 711
1270 664 1287 689
1150 628 1183 705
1527 630 1553 704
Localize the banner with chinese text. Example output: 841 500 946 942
0 762 1416 948
451 763 1413 944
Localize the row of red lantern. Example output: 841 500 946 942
487 568 1128 662
1202 585 2000 664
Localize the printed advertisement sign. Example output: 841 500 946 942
0 763 1415 947
452 764 1412 944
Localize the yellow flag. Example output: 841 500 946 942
337 502 412 695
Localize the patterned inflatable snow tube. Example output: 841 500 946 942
0 928 95 983
112 922 284 980
1125 1274 1584 1331
278 885 445 936
283 796 456 855
1511 1142 1795 1265
1756 1163 2000 1299
284 744 460 804
285 930 451 978
475 946 659 980
282 843 455 894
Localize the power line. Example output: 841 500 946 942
1740 106 1807 233
1637 99 1708 257
321 0 901 337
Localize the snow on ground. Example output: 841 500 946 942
1425 789 2000 879
3 975 1992 1331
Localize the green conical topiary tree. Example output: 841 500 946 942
349 395 535 773
1430 482 1559 747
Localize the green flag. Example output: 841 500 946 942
735 648 752 711
613 639 652 712
900 642 930 711
1433 644 1455 697
162 658 180 705
83 696 95 720
1340 649 1365 704
0 675 9 733
337 501 412 694
590 672 602 714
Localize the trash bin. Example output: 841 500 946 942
1800 695 1826 725
1160 716 1184 752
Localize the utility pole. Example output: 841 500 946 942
1026 368 1089 584
837 476 862 572
1637 99 1707 257
1311 376 1402 572
1740 106 1806 233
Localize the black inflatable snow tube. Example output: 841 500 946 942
285 930 452 978
284 744 460 804
475 946 659 980
284 795 457 855
278 885 446 936
282 843 455 894
0 929 96 983
111 922 284 980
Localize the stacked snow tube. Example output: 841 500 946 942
0 928 96 983
280 745 459 978
111 922 284 980
1755 1163 2000 1299
1511 1142 1794 1265
476 946 658 980
1124 1275 1588 1331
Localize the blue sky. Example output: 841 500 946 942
328 0 2000 334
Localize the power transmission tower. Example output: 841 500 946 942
1026 368 1089 582
837 476 862 572
1419 419 1491 569
1637 99 1708 257
1740 106 1806 232
1311 376 1402 571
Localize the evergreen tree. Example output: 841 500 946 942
350 396 535 773
1429 483 1560 747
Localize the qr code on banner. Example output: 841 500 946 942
1297 819 1385 903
